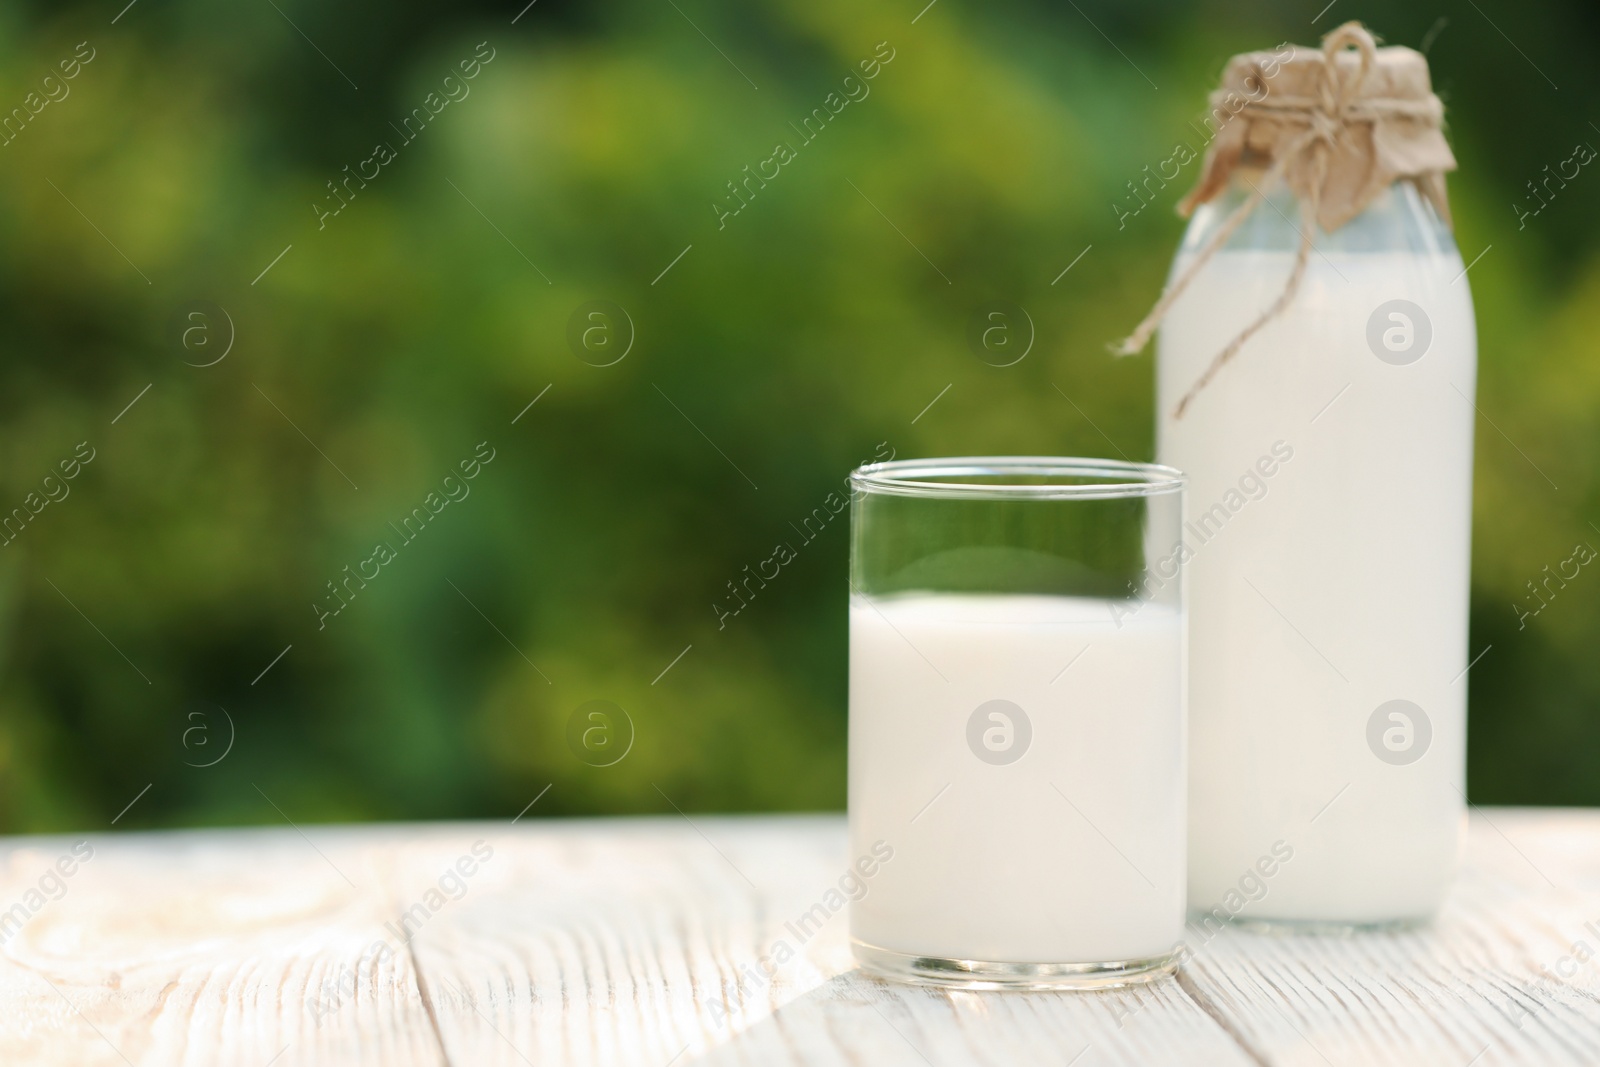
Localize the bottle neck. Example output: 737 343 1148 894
1180 177 1457 258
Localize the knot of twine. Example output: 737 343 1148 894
1118 23 1426 419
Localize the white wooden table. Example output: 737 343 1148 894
0 809 1595 1066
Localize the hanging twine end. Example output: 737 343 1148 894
1110 335 1147 359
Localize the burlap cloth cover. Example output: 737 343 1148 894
1118 22 1458 417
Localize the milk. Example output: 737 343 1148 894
848 593 1185 964
1158 238 1475 922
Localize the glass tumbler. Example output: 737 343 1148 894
847 457 1187 989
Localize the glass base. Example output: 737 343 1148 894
852 938 1180 991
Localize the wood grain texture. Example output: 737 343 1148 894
0 827 447 1067
1178 809 1600 1067
0 809 1594 1066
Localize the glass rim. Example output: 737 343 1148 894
849 456 1185 501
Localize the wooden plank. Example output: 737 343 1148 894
405 815 1256 1066
1177 808 1600 1067
0 827 444 1067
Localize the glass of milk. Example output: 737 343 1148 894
847 457 1187 989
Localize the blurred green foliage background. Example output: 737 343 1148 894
0 0 1596 831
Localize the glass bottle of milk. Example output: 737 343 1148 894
1157 174 1475 925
